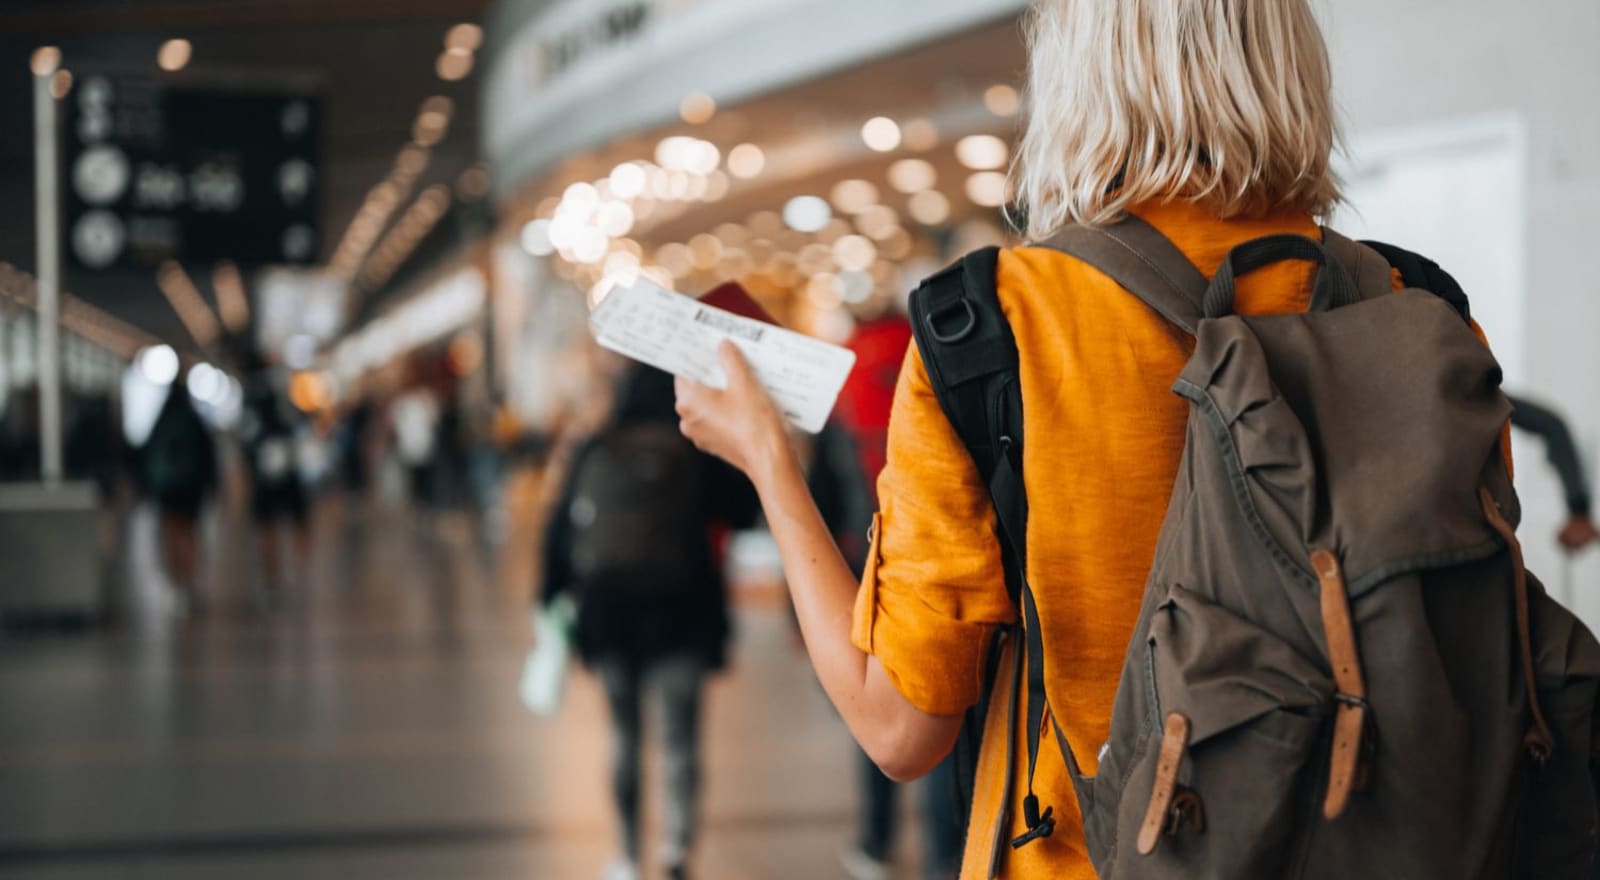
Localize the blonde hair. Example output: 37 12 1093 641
1014 0 1342 237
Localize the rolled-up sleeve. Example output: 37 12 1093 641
850 343 1016 716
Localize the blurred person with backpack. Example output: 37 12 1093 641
810 304 964 880
143 378 218 612
674 1 1600 878
239 364 311 600
542 365 757 880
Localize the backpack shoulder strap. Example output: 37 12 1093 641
907 246 1025 583
1038 215 1210 334
1357 239 1474 325
1321 229 1404 303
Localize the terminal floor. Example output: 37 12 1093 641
0 498 931 879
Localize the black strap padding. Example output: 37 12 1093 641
1203 234 1362 318
1360 239 1473 325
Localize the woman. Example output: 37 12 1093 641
143 379 218 611
544 366 758 880
676 1 1354 877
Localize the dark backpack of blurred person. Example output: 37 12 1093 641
142 383 216 515
543 365 758 670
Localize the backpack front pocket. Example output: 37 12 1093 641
1111 585 1334 879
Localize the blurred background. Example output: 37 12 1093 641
0 1 1597 878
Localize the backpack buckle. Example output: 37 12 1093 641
1009 794 1055 849
925 298 977 344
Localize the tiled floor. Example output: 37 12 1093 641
0 496 932 879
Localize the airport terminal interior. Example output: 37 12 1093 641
3 1 1600 878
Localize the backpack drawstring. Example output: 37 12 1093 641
1479 486 1556 763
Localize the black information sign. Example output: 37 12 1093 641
62 73 323 270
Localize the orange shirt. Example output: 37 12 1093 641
850 200 1507 879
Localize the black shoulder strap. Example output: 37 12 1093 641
1359 239 1473 325
907 246 1025 601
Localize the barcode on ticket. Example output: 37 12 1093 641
692 307 765 342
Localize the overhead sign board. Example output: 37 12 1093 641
62 73 323 271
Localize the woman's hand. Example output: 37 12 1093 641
674 341 789 483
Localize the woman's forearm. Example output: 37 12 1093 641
673 344 961 779
752 436 961 780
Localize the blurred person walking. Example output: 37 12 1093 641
391 384 440 514
674 1 1599 878
239 367 311 599
809 307 964 880
142 379 217 612
1507 394 1599 554
541 365 756 880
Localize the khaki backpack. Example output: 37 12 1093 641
909 218 1600 878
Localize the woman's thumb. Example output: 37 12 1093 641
717 340 757 390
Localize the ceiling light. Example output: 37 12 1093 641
137 344 180 386
30 46 61 77
907 190 951 226
888 158 937 194
957 135 1010 171
832 235 877 273
727 143 765 179
679 91 716 125
984 84 1021 117
609 163 647 199
965 171 1009 208
436 50 473 81
829 179 879 215
445 23 483 53
521 219 554 256
572 228 608 264
855 205 900 241
685 141 720 176
157 39 192 73
49 69 72 100
783 196 832 233
597 201 635 237
861 117 902 153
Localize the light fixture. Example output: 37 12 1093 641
783 196 832 233
832 235 877 273
609 162 647 199
521 219 554 256
436 50 473 81
30 46 61 77
957 135 1010 171
49 69 72 100
829 179 879 215
907 190 951 226
965 171 1009 208
861 117 902 153
855 205 900 241
984 84 1021 117
137 345 180 386
157 39 192 73
679 91 716 125
888 158 937 194
597 201 635 237
445 23 483 53
727 144 765 179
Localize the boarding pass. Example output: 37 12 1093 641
589 279 856 434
